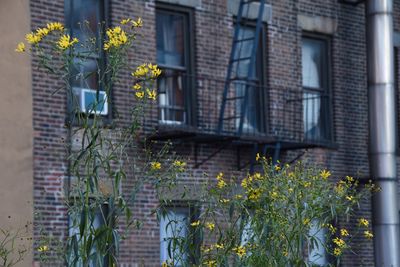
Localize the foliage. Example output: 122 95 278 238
17 18 183 267
160 159 375 267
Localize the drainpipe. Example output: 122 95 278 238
366 0 400 265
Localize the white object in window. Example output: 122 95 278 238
160 208 189 266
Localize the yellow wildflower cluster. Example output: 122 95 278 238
340 228 349 237
216 172 227 189
320 169 331 179
333 237 346 248
191 220 200 227
364 230 373 239
333 247 342 256
104 26 128 50
15 42 25 53
37 245 49 252
204 260 217 267
172 160 186 171
205 222 215 231
150 161 161 170
247 188 262 201
358 218 369 227
232 246 246 258
57 34 78 50
22 22 64 47
132 63 162 79
219 198 230 204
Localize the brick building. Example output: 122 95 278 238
2 0 400 266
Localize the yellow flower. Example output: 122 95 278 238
241 178 249 189
274 164 281 171
25 32 41 44
219 198 230 204
326 223 336 234
135 91 144 99
333 247 342 257
340 228 349 237
346 195 354 201
161 262 168 267
333 237 346 248
215 243 224 249
57 34 78 50
132 83 141 90
303 218 310 226
120 18 131 25
148 63 162 77
235 194 243 199
255 153 260 161
364 230 373 239
15 42 25 52
205 260 217 267
205 222 215 231
150 161 161 170
346 175 354 182
253 172 262 180
358 218 369 227
320 169 331 180
233 246 246 258
217 179 227 189
104 26 128 50
216 172 223 180
303 181 311 187
270 191 278 200
46 22 64 31
146 88 157 100
132 17 143 27
38 245 48 252
172 160 186 172
36 27 49 38
190 220 200 227
247 188 262 201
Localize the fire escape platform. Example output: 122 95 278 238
146 124 322 151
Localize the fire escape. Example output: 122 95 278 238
147 0 326 173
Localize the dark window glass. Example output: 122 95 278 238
302 36 331 142
156 8 192 124
234 24 264 133
65 0 108 117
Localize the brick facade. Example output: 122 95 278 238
30 0 400 266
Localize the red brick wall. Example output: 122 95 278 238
30 0 400 265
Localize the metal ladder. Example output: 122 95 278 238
217 0 266 136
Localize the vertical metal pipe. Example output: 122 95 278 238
366 0 400 265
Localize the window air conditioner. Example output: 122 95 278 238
75 88 108 115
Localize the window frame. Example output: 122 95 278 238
233 18 268 135
64 0 112 125
301 32 334 143
155 3 197 127
159 203 200 266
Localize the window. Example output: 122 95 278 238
65 0 110 121
159 206 199 266
234 23 266 134
68 205 109 267
308 221 328 266
156 5 195 125
302 35 332 142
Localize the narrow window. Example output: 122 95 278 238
308 221 328 266
65 0 110 121
302 35 331 142
160 207 189 266
68 205 109 267
234 23 265 134
156 6 194 125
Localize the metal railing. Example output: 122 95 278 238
144 74 332 146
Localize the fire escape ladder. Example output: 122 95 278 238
217 0 266 136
